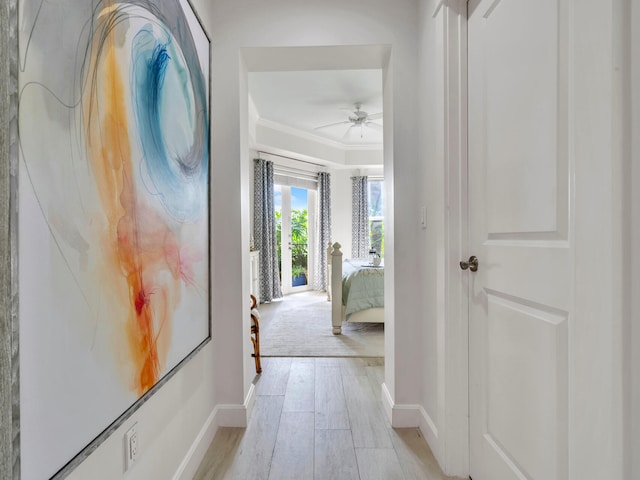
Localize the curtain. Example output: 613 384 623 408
254 159 282 302
351 176 369 258
313 172 331 290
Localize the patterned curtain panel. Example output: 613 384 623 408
254 159 282 302
351 176 369 258
313 172 331 290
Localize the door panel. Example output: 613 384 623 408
473 0 569 240
483 293 568 480
484 0 558 234
468 1 571 479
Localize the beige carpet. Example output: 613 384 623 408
259 291 384 357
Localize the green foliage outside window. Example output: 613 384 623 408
291 209 308 280
370 219 384 256
368 180 385 257
275 208 309 283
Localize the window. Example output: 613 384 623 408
274 180 316 293
368 180 384 256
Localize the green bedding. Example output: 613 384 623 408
342 259 384 318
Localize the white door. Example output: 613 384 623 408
468 1 570 479
274 184 315 294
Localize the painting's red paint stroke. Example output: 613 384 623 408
104 38 161 396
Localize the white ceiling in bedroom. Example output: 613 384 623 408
248 69 383 147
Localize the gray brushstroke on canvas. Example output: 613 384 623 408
19 1 91 122
0 0 20 478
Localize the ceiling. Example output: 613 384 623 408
248 69 383 147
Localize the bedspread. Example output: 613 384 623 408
342 259 384 318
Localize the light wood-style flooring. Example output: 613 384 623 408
194 357 457 480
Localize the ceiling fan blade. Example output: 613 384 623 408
314 120 350 130
341 124 355 140
367 112 383 120
366 122 383 131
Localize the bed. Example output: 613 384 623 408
327 242 384 334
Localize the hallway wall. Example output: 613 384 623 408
629 1 639 477
57 0 427 478
416 0 446 467
210 0 424 440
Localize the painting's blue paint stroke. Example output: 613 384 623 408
131 24 208 223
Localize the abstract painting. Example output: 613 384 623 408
17 0 210 478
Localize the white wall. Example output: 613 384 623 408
629 0 639 477
416 1 469 475
328 169 353 257
218 3 439 474
209 0 423 430
417 2 444 462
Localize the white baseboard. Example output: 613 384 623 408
244 383 257 421
216 383 257 427
172 406 219 480
416 406 440 457
389 403 433 431
173 385 256 480
380 384 444 472
381 382 394 422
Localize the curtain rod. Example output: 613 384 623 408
257 151 326 168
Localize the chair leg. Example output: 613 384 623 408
251 314 262 374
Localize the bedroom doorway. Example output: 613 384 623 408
242 43 392 396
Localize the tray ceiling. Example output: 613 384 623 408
249 69 383 147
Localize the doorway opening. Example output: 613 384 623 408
242 45 392 362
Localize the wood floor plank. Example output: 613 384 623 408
390 428 454 480
364 357 385 367
338 357 368 376
268 412 314 480
314 429 360 480
344 375 393 448
230 396 284 480
193 427 244 480
315 357 344 367
365 364 391 428
283 359 315 412
315 366 350 429
255 357 292 396
356 448 406 480
365 364 385 398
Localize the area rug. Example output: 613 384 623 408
259 292 384 357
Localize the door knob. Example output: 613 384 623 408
460 256 479 272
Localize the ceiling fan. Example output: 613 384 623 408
314 103 383 139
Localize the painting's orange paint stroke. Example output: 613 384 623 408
84 19 161 396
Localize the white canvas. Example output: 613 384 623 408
18 1 211 478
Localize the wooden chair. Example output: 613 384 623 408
250 294 262 374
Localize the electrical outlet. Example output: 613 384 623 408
124 423 139 471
